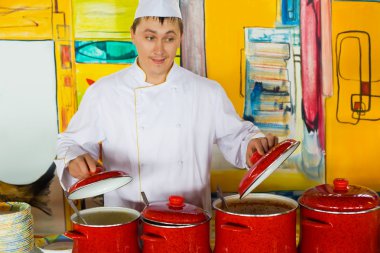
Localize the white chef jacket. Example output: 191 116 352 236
55 62 264 212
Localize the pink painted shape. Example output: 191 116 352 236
300 0 325 149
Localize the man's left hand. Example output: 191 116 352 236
246 134 279 168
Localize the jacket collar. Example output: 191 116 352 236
129 58 180 87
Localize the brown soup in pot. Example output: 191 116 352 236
222 199 294 215
74 210 137 225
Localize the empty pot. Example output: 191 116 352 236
65 206 140 253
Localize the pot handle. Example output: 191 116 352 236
141 233 167 243
64 230 87 240
302 218 333 229
221 222 251 232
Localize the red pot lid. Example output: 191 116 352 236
299 178 380 212
141 195 210 225
67 167 133 200
238 139 300 199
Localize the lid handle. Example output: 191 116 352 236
168 195 185 208
250 152 263 166
333 178 349 192
89 166 103 176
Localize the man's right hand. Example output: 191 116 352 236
67 153 98 179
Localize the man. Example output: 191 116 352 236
55 0 277 212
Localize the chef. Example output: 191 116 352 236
55 0 278 212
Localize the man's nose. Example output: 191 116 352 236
154 40 164 54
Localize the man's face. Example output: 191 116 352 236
131 18 182 84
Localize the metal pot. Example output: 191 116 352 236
65 206 140 253
213 193 298 253
141 195 211 253
64 168 138 253
298 178 380 253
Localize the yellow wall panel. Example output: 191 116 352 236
76 63 129 104
327 1 380 190
205 0 278 116
73 0 138 39
0 0 53 39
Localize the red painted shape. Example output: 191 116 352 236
361 81 370 96
64 76 72 87
300 0 325 149
60 45 71 69
354 102 361 111
86 78 96 85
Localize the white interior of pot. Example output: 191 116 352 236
213 193 298 216
69 176 132 200
71 207 140 227
241 141 300 199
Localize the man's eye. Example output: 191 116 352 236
165 37 175 42
146 36 154 41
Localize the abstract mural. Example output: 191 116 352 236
243 27 298 138
243 27 303 175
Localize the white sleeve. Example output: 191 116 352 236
54 85 105 190
214 85 265 169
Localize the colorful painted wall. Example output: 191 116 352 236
205 0 380 193
1 0 380 234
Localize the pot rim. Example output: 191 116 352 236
212 193 298 217
299 202 380 214
142 214 211 228
70 206 140 227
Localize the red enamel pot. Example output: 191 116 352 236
298 178 380 253
213 193 298 253
64 167 139 253
141 195 211 253
65 206 140 253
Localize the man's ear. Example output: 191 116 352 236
130 29 135 42
179 34 183 48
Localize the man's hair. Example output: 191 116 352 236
131 17 183 34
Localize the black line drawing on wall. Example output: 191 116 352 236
336 30 380 124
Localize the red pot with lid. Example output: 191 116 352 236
64 167 140 253
213 139 300 253
298 178 380 253
141 195 211 253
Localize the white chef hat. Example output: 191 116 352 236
134 0 182 19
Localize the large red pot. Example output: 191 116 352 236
213 193 298 253
298 178 380 253
64 206 140 253
141 195 211 253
